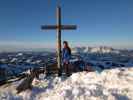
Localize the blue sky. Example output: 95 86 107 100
0 0 133 50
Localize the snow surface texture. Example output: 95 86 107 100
0 67 133 100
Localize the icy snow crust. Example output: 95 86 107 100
0 67 133 100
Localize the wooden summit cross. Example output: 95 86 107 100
41 6 77 73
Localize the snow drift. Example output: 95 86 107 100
0 67 133 100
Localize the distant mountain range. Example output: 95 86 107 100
71 46 131 54
0 46 133 54
0 48 56 53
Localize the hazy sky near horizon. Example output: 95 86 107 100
0 0 133 50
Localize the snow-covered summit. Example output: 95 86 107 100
0 67 133 100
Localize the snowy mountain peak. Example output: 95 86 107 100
72 46 120 54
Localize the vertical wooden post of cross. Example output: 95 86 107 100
56 6 62 71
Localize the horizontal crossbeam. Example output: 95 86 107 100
41 25 77 30
41 25 57 30
61 25 77 30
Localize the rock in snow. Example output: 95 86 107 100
0 67 133 100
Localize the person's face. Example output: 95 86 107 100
63 43 67 48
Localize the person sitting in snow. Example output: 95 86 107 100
62 41 72 76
